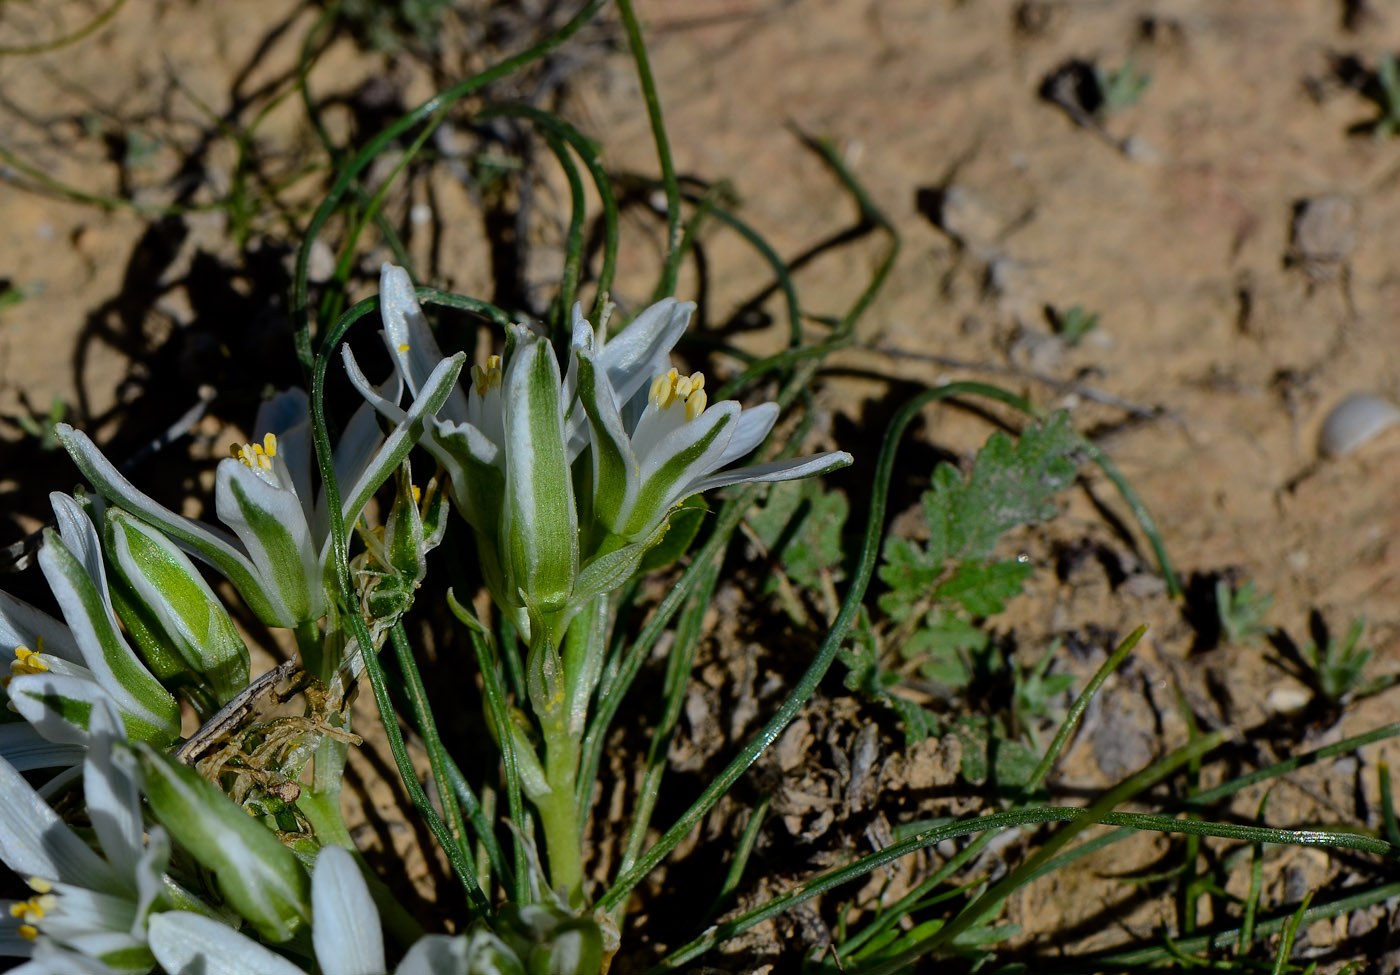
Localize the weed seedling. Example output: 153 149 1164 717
1303 617 1391 705
1048 303 1100 346
1216 578 1274 645
1094 57 1152 114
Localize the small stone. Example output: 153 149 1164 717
1319 392 1400 458
1290 196 1356 267
1267 685 1312 715
305 238 336 284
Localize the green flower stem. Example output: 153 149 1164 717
533 624 587 908
292 618 322 678
539 728 585 908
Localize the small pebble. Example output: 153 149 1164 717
1319 392 1400 457
1267 685 1311 715
1290 196 1356 266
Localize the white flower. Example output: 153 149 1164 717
345 264 851 638
56 353 464 630
147 845 473 975
0 702 167 974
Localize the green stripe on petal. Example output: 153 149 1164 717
216 463 321 625
105 509 250 705
137 745 310 942
620 404 737 539
55 424 288 626
574 349 639 537
37 530 179 742
501 329 578 622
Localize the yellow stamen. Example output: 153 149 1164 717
11 886 58 939
472 355 503 396
398 344 410 353
10 645 48 677
649 368 708 421
411 484 422 505
232 434 278 472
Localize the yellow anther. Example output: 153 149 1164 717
10 888 57 939
10 646 48 677
411 484 422 505
649 369 708 420
27 878 53 895
472 355 503 396
232 434 277 472
398 344 411 353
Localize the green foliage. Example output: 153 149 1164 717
1367 53 1400 139
879 412 1080 692
16 394 68 451
949 713 1040 788
838 609 942 745
0 281 27 315
1012 641 1076 727
748 479 849 593
1094 57 1152 114
337 0 455 52
1216 578 1274 645
1302 617 1391 705
1049 304 1100 347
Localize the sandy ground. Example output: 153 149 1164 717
4 0 1400 968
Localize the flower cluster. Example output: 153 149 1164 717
0 263 851 974
347 264 852 647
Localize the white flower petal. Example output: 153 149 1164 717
597 298 693 407
5 668 104 747
685 451 853 495
49 495 106 595
341 346 411 424
380 264 469 424
0 724 84 771
83 702 143 889
0 590 81 666
215 461 320 625
148 912 306 975
253 389 316 517
7 941 123 974
36 529 177 739
311 847 383 975
0 754 119 890
395 934 469 975
716 403 779 467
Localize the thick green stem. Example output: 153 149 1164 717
539 729 585 908
528 621 588 907
293 618 326 682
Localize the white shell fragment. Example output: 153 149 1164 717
1319 392 1400 458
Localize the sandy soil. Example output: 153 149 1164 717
4 0 1400 970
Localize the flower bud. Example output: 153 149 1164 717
135 743 310 941
104 507 250 706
